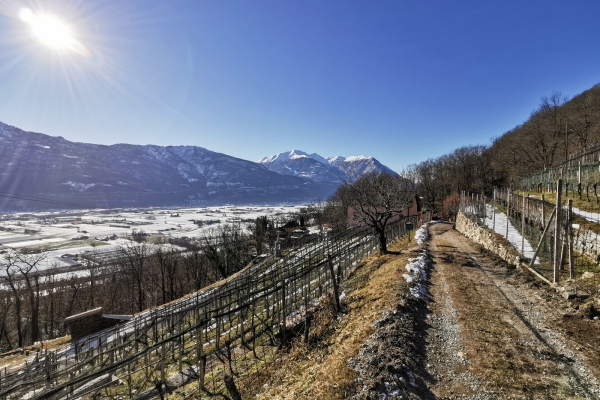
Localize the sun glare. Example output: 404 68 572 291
20 8 76 51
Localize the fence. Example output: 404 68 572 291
460 186 600 288
521 162 600 201
0 214 425 399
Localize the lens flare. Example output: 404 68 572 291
19 7 89 56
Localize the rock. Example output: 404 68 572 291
581 302 600 320
581 271 595 279
578 292 591 300
563 288 577 300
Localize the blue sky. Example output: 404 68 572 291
0 1 599 171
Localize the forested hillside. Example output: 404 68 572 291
415 84 600 213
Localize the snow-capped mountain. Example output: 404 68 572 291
258 150 328 167
0 122 337 210
259 150 396 183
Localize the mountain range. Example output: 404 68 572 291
0 122 395 211
258 150 396 183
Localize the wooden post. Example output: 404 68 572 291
578 164 582 199
526 195 530 226
45 352 51 388
541 194 546 229
224 374 242 400
160 343 166 383
568 199 574 279
492 189 496 232
554 179 563 283
529 207 557 269
281 280 287 347
304 312 312 343
327 255 341 311
521 194 526 254
506 189 510 239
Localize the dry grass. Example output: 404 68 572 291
237 235 417 399
0 335 71 373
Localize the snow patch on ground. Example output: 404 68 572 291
415 223 430 245
403 249 432 302
482 205 539 264
572 206 600 223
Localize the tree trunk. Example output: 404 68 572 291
7 280 24 348
137 282 144 312
15 295 23 348
378 229 388 254
31 276 40 343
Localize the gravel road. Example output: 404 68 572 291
348 221 600 399
424 222 600 399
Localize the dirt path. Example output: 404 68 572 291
424 222 600 399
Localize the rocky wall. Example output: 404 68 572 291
455 212 521 267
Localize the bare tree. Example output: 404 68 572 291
331 171 416 253
118 242 151 312
1 252 24 347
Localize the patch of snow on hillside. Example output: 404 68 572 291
290 154 309 160
345 155 371 162
259 150 331 167
259 150 309 166
326 156 346 165
63 182 96 192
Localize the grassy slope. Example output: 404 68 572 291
233 235 416 399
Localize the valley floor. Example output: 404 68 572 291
239 222 600 399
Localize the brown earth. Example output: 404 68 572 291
423 222 600 399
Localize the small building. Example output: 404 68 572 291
276 221 301 238
64 307 132 339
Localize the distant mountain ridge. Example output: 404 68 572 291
258 150 396 183
0 122 336 211
0 122 397 211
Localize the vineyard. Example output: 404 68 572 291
0 216 424 399
460 187 600 288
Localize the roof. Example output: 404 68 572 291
102 314 133 321
64 307 102 323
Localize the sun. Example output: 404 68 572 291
20 8 75 50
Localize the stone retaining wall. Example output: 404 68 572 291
455 212 521 267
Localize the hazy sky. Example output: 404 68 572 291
0 1 599 171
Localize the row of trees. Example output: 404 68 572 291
413 85 600 215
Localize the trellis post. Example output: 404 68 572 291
492 189 496 232
521 194 526 254
541 194 545 229
568 199 574 279
554 179 563 283
506 189 510 239
280 280 287 347
327 255 341 311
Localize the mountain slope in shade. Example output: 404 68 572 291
259 150 396 183
0 122 337 211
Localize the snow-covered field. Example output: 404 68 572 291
482 205 539 264
0 205 307 274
